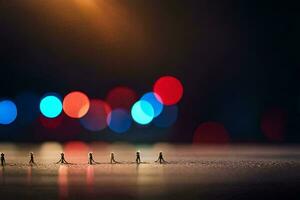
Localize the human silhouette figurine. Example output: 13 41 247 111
136 151 141 164
110 152 119 164
56 152 69 164
29 152 36 165
1 153 5 166
88 152 99 164
155 151 167 164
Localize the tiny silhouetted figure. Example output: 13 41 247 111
1 153 5 166
29 152 36 165
110 152 119 164
136 151 141 164
155 151 167 164
56 152 69 164
88 152 99 164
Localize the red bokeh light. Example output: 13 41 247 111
39 114 63 129
193 122 230 144
80 99 111 131
261 108 287 142
153 76 183 105
106 86 137 110
63 91 90 118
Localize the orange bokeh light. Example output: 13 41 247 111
63 91 90 118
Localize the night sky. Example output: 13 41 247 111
0 0 298 143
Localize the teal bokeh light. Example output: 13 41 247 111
131 100 154 125
0 100 17 125
40 95 62 118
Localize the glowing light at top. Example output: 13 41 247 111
63 91 90 118
153 76 183 105
0 100 18 124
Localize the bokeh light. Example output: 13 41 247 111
261 108 287 142
64 141 89 163
131 100 154 125
15 91 39 125
141 92 163 117
0 100 18 125
107 109 132 133
217 95 260 140
193 122 230 144
40 94 62 118
153 105 178 128
153 76 183 105
39 114 63 129
63 91 90 118
80 99 111 131
106 86 137 110
39 142 63 163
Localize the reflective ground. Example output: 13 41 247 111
0 143 300 200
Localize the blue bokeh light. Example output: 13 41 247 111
141 92 163 117
0 100 18 125
131 100 154 125
107 109 132 133
15 91 39 125
153 105 178 127
40 95 62 118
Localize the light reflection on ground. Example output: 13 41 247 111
0 143 300 199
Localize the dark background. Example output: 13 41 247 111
0 0 298 143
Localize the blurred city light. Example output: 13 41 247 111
106 86 137 110
15 91 39 125
153 105 178 128
0 99 18 125
153 76 183 105
63 91 90 118
131 100 154 125
107 108 132 133
141 92 163 117
193 122 230 144
80 99 111 131
39 114 63 129
39 94 62 118
261 107 286 142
